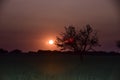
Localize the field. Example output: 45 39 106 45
0 51 120 80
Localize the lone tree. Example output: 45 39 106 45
55 24 100 54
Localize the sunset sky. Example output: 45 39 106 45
0 0 119 52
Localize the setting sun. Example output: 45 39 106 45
48 40 54 45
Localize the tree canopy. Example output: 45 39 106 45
55 24 100 53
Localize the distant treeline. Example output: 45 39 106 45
0 48 120 56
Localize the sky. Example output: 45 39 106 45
0 0 120 52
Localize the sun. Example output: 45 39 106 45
48 40 54 45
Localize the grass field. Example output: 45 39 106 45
0 52 120 80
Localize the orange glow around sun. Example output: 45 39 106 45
48 40 54 45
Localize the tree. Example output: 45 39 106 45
55 24 100 54
10 49 22 54
116 40 120 49
0 48 8 54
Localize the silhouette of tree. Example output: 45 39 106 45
0 48 8 54
10 49 22 54
55 24 100 54
116 40 120 49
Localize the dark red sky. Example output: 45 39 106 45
0 0 120 52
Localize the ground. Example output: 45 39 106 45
0 51 120 80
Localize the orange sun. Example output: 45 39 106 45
48 40 54 45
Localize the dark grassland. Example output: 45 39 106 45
0 51 120 80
